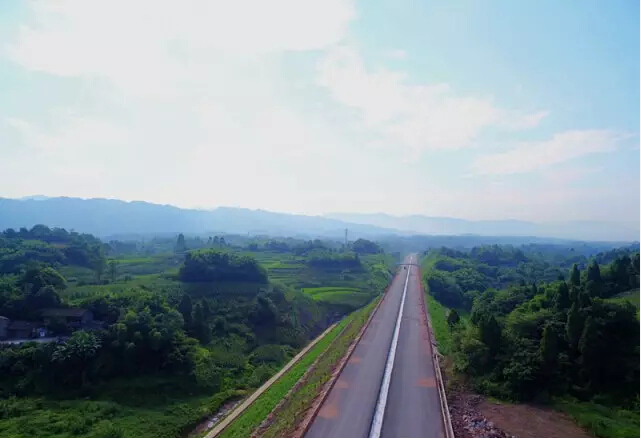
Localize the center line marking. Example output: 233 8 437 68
368 263 411 438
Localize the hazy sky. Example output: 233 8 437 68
1 0 639 224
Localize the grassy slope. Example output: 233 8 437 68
420 254 469 355
259 298 380 438
217 310 356 438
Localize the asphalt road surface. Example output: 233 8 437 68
304 255 445 438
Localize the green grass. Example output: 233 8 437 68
216 315 354 438
607 289 639 306
421 255 470 356
554 397 640 438
425 292 453 355
259 298 380 438
302 286 371 307
0 383 245 438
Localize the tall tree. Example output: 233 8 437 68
566 303 583 350
578 316 602 388
586 262 602 284
175 233 187 253
540 324 558 380
570 264 580 286
178 293 193 328
555 282 570 311
192 303 211 344
479 315 502 356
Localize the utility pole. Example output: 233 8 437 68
344 228 348 247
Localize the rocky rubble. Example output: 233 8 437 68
448 392 515 438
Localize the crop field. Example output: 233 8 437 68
302 286 372 308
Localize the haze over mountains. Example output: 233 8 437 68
0 196 637 243
326 213 639 243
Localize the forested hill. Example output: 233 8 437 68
422 244 639 437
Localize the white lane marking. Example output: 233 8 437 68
368 265 411 438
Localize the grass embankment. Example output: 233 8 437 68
424 292 453 355
216 313 354 438
259 298 380 438
554 398 639 438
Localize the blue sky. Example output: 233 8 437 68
0 0 638 231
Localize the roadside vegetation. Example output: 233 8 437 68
0 226 393 438
421 244 640 438
259 298 379 438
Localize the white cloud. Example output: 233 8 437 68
6 0 355 97
2 0 634 229
317 45 547 153
471 130 628 175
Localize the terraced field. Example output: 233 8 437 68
302 286 372 308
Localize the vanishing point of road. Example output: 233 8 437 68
304 254 445 438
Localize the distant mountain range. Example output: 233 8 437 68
326 212 639 243
0 196 637 243
0 197 398 240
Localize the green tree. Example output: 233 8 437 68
175 233 187 253
447 309 460 328
19 266 67 292
565 303 583 350
570 264 580 286
202 299 211 321
569 285 580 305
585 280 602 298
586 262 602 284
52 331 101 386
555 282 570 311
192 303 211 344
540 324 558 379
479 315 502 356
178 293 193 328
578 316 601 388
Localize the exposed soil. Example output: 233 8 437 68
479 399 592 438
447 390 592 438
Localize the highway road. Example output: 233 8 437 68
304 255 445 438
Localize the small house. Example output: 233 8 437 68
42 308 94 328
6 320 38 339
